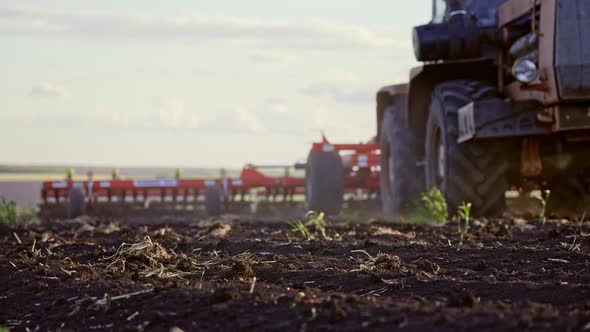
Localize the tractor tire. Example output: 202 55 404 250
305 151 344 215
547 170 590 217
425 80 509 217
205 186 223 217
67 187 86 219
380 104 423 220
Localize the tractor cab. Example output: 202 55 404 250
432 0 508 27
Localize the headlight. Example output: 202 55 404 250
512 58 538 84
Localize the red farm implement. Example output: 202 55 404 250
40 135 381 219
40 165 304 219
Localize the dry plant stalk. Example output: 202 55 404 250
105 236 210 279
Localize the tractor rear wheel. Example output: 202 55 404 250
305 151 344 215
205 186 223 217
380 104 422 220
67 187 86 219
425 80 509 217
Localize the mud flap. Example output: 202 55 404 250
457 100 550 143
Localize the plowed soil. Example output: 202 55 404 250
1 214 590 331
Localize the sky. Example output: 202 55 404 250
0 0 430 168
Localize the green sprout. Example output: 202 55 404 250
288 211 327 240
414 188 448 225
0 197 17 227
288 220 311 239
111 168 120 180
534 189 551 224
457 202 472 237
66 168 75 181
174 168 184 179
305 211 327 238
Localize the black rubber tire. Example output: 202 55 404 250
547 170 590 217
380 105 423 220
305 151 344 215
205 186 223 217
425 80 509 217
67 187 86 219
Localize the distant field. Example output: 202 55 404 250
0 164 236 207
0 181 41 207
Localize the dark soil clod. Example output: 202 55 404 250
473 259 488 271
375 254 403 270
416 259 441 274
448 289 479 308
231 259 255 280
210 287 241 304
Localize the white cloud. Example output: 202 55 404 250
248 52 298 64
29 83 70 99
265 97 289 114
300 82 373 104
313 108 329 129
156 97 200 130
96 106 129 126
237 109 267 133
0 6 409 52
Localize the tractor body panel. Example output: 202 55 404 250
555 0 590 100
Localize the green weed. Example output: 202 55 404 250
0 326 9 332
66 167 75 180
0 197 17 227
414 188 448 225
174 168 183 179
0 197 38 227
457 202 472 237
288 211 327 240
534 190 551 224
289 220 311 239
305 211 327 238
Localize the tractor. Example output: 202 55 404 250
308 0 590 219
375 0 590 218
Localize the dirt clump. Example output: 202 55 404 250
230 253 256 279
473 259 488 271
448 289 479 308
210 287 241 304
375 254 403 270
209 223 231 238
416 259 441 274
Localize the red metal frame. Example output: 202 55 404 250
41 164 306 207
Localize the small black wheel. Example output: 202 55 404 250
425 80 509 217
205 186 223 217
67 187 86 219
380 104 423 220
305 151 344 215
